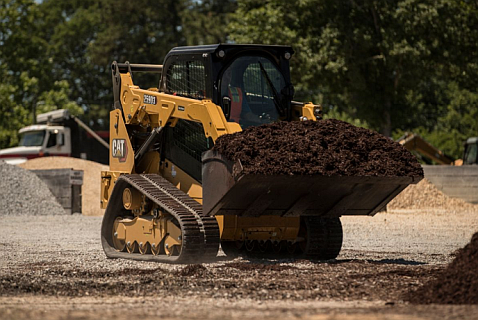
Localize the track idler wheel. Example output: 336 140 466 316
150 242 162 256
245 240 256 252
138 242 151 255
272 241 284 254
126 241 138 253
287 241 297 254
258 241 270 253
164 236 181 256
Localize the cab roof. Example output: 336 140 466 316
168 44 294 56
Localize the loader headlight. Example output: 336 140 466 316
284 52 291 60
217 50 225 58
314 107 322 117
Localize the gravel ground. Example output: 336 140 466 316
388 179 478 212
1 210 478 319
0 160 64 216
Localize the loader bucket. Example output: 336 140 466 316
202 150 422 217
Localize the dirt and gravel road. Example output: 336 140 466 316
1 209 478 320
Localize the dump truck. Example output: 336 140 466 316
100 44 422 263
0 109 109 165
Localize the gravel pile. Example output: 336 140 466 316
213 119 423 177
20 157 108 216
388 179 478 212
408 231 478 304
0 160 64 215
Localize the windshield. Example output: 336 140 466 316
19 130 46 147
220 56 287 128
465 143 477 164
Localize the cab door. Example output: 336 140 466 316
43 128 72 156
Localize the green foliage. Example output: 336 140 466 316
422 83 478 159
323 107 370 130
0 0 42 147
229 0 478 143
39 0 190 124
182 0 237 45
0 76 29 147
1 0 477 160
227 0 478 159
0 0 84 148
37 80 83 116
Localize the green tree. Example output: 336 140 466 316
39 0 188 126
0 0 85 148
37 80 83 116
0 0 46 147
0 71 30 147
405 83 478 159
181 0 237 45
229 0 478 140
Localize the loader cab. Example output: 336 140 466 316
219 55 288 128
159 45 295 183
160 44 295 127
464 137 478 165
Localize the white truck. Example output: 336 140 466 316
0 109 109 165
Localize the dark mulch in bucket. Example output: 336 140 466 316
213 119 423 177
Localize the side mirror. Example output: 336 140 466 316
222 96 231 119
56 133 64 146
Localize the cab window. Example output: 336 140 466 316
46 132 57 148
465 143 477 165
220 56 286 128
166 60 206 99
19 130 46 147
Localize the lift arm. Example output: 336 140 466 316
397 133 454 165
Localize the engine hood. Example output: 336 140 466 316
0 146 43 164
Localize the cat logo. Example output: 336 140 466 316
112 139 127 162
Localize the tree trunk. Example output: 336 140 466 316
381 99 392 137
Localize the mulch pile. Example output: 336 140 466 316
408 231 478 304
213 119 423 177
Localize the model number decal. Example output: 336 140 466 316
112 139 128 163
143 94 157 105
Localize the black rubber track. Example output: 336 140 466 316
300 216 343 260
101 174 220 264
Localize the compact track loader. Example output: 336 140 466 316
100 44 420 263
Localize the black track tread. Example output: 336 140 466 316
322 217 343 260
302 216 343 260
101 174 220 264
